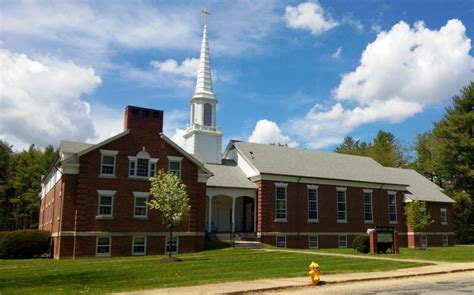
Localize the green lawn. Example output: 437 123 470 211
314 246 474 262
0 248 426 294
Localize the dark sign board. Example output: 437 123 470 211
376 227 394 233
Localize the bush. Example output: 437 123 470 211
352 235 369 253
377 242 392 254
0 230 51 259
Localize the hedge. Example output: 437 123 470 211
0 230 51 259
352 235 370 253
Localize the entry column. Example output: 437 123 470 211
231 197 236 233
207 196 213 233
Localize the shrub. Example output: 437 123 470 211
0 230 51 259
377 242 392 254
352 235 369 253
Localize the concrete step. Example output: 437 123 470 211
233 241 262 249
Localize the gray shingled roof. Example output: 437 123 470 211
384 168 455 203
205 163 257 189
233 142 407 186
60 141 94 154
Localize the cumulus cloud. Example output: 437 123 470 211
150 58 199 78
163 109 189 148
284 1 338 35
248 119 298 147
280 19 473 149
0 49 102 149
331 47 342 59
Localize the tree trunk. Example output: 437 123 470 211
168 227 173 259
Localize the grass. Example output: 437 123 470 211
313 246 474 262
0 248 426 294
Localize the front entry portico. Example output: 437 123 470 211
206 187 257 233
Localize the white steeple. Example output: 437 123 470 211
183 9 222 164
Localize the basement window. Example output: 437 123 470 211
96 237 111 256
276 236 286 248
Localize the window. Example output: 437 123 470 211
165 236 178 254
388 192 397 223
308 185 319 221
96 237 111 256
133 192 149 218
100 150 118 176
337 188 347 222
97 190 115 218
276 236 286 248
363 189 373 223
128 150 158 178
132 237 146 255
420 234 428 248
275 183 288 221
203 103 212 126
309 235 318 249
440 209 447 225
168 156 183 180
442 235 449 247
338 235 347 248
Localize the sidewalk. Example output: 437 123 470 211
119 251 474 295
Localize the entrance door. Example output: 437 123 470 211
245 203 253 232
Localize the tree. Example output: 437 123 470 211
369 130 404 167
334 136 368 156
148 170 190 258
0 140 13 230
404 199 433 248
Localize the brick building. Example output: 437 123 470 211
39 20 454 259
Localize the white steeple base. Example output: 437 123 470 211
184 126 222 164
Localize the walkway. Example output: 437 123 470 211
118 250 474 295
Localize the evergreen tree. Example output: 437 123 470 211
0 141 13 230
369 130 404 167
334 136 368 156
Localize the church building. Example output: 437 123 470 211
39 15 455 259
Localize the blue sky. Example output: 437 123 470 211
1 0 473 151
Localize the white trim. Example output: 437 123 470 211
51 231 206 237
96 190 115 218
363 190 373 223
276 235 286 248
308 235 318 249
100 149 119 156
132 236 147 256
440 208 448 225
337 189 347 223
275 184 287 221
338 235 348 248
96 236 111 257
307 186 319 222
388 191 398 224
165 236 179 254
100 150 117 177
402 232 455 236
306 184 319 190
168 157 182 180
167 156 184 162
336 187 347 192
77 130 130 157
363 189 373 193
133 192 149 219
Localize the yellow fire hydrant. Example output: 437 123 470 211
308 262 320 285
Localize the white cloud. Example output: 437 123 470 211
334 19 473 106
341 17 364 32
150 58 199 78
248 119 298 147
163 109 189 148
285 19 473 149
0 49 101 149
284 1 338 35
331 46 342 59
371 24 382 33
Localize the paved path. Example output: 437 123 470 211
118 250 474 295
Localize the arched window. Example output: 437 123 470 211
203 103 212 126
128 150 158 178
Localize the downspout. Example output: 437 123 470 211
379 183 384 226
296 177 301 248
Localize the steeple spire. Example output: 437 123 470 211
194 9 215 99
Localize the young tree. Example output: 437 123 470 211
404 199 433 248
148 170 190 258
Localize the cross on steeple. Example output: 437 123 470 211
202 8 211 25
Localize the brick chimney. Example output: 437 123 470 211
124 106 163 133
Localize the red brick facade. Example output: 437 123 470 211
39 106 455 258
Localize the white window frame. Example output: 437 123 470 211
307 185 319 222
337 187 347 223
96 236 111 257
308 235 318 249
132 236 147 256
275 183 288 222
100 150 118 177
165 236 179 254
440 208 448 225
167 156 183 180
338 235 347 248
133 192 149 219
276 236 286 248
96 190 115 218
420 234 428 248
128 151 158 179
442 235 449 247
388 191 398 224
363 189 373 223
